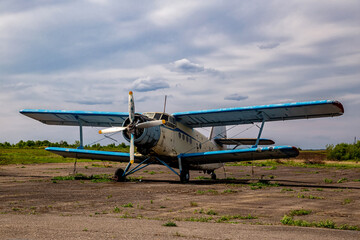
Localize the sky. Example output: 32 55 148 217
0 0 359 149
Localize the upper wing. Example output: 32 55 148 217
172 100 344 128
179 146 299 165
46 147 145 162
20 109 129 127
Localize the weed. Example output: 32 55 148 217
217 214 257 222
107 195 112 199
315 188 323 191
163 221 177 227
266 166 277 170
249 181 279 190
342 198 352 205
297 194 324 200
324 178 333 183
206 209 217 215
300 188 310 192
289 209 312 216
194 176 210 180
223 189 237 194
185 216 213 222
190 202 198 207
122 203 133 208
150 200 153 204
337 178 348 183
160 206 166 208
196 190 205 194
281 188 293 192
149 171 156 175
83 228 88 232
113 207 121 213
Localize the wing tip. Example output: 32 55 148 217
332 101 344 114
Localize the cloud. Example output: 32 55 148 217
258 42 280 49
170 59 205 73
131 76 170 92
224 94 248 101
66 99 113 105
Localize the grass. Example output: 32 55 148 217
190 201 198 207
297 194 324 200
324 178 333 183
281 215 359 231
0 148 101 165
217 214 257 222
249 181 279 190
163 221 177 227
222 189 238 194
185 216 213 222
342 198 352 205
121 203 133 208
226 158 360 169
51 173 112 182
289 209 312 216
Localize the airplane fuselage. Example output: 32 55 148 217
123 112 225 171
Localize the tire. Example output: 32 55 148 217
114 168 125 182
180 169 190 183
210 172 217 180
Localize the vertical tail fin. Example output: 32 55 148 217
210 126 227 140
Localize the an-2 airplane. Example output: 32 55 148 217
20 92 344 182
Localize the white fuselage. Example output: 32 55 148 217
140 112 225 171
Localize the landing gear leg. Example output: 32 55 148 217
180 168 190 183
114 168 126 182
210 171 217 180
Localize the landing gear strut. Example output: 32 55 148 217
180 168 190 183
114 168 126 182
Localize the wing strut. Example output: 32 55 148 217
253 113 266 148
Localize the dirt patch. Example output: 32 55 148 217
1 161 360 239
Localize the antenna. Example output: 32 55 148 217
163 95 167 113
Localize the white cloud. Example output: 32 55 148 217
131 76 170 92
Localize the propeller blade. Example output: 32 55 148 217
129 91 135 123
136 120 165 129
98 126 127 134
130 133 134 164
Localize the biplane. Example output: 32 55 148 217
20 92 344 182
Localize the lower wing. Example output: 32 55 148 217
179 146 299 165
46 147 144 162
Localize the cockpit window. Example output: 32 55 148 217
154 113 161 120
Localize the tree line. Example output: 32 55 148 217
0 140 129 151
326 141 360 161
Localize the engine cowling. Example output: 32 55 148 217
122 114 161 154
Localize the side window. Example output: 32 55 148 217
178 132 181 139
154 113 161 120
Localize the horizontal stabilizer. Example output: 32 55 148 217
215 138 275 145
179 146 299 165
46 147 145 162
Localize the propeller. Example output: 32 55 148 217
99 91 165 164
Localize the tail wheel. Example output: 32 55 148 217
114 168 126 182
180 169 190 183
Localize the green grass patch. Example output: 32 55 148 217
121 203 133 208
163 221 177 227
324 178 333 184
185 216 213 222
217 214 257 222
297 194 324 200
289 209 312 216
51 173 112 182
222 189 238 194
249 181 279 190
281 188 294 192
281 215 359 231
337 178 348 183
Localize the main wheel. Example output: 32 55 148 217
180 169 190 183
210 171 217 180
114 168 126 182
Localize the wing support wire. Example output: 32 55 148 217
252 112 267 148
121 156 180 177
